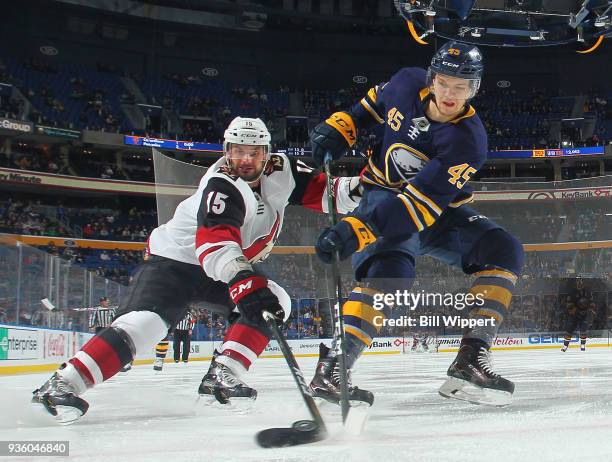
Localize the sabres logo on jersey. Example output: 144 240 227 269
386 143 428 183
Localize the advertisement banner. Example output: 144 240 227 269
4 328 40 360
44 331 69 359
123 135 222 153
0 118 33 133
488 146 605 159
0 328 8 360
35 125 81 140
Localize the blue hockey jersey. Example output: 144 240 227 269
349 67 488 233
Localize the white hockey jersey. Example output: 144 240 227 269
148 153 360 282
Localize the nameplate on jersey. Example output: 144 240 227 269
387 144 427 183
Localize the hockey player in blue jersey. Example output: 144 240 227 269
308 41 524 407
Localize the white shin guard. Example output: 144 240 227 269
111 311 170 356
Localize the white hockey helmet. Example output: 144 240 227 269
223 117 271 154
223 117 272 183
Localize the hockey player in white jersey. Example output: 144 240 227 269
31 117 362 424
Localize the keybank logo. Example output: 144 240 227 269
0 328 8 359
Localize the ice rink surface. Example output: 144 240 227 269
2 347 612 462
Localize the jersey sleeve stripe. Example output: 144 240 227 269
359 98 385 124
197 244 225 265
405 193 436 226
367 86 379 103
299 172 327 212
396 194 425 232
196 224 242 248
405 184 442 215
448 193 475 208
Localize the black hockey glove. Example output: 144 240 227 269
310 112 357 167
315 216 378 264
228 271 284 325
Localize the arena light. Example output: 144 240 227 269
529 30 546 40
594 16 606 26
394 0 612 47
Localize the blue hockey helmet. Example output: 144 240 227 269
427 41 484 99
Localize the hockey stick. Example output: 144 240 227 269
323 152 351 423
255 311 328 448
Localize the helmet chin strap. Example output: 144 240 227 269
245 158 269 185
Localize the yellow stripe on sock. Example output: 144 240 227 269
345 325 373 346
343 300 384 328
473 269 518 284
470 285 513 307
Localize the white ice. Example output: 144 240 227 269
2 348 612 462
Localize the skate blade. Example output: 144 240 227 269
196 393 257 413
54 405 85 425
32 402 83 425
438 377 512 407
312 389 373 408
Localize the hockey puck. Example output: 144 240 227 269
292 419 319 432
256 420 326 448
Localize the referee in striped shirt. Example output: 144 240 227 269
89 297 115 334
174 311 195 363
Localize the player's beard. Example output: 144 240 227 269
228 157 267 183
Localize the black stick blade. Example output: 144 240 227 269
256 420 327 448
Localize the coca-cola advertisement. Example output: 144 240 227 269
45 332 67 358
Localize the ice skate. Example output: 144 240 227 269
309 343 374 407
153 358 164 371
120 362 132 372
561 345 568 352
31 371 89 425
439 343 514 407
580 344 586 352
197 359 257 405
